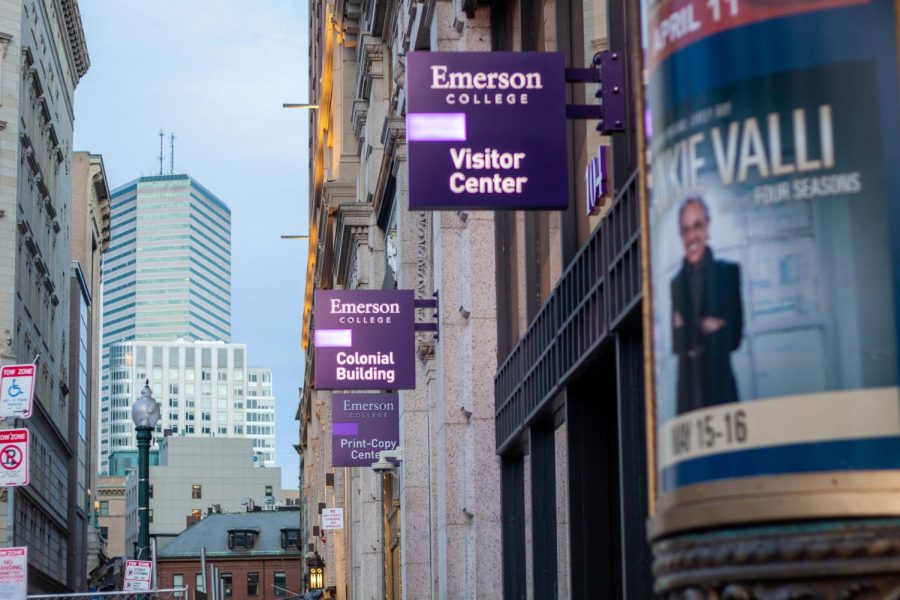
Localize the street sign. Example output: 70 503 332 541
124 559 153 592
332 393 399 467
0 365 35 419
313 290 415 390
0 430 27 487
406 52 568 210
322 508 344 530
0 547 26 600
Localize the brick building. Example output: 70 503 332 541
157 510 303 600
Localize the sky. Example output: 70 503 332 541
73 0 311 489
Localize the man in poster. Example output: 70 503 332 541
671 196 743 415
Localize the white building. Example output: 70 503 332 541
0 0 91 592
125 437 282 551
103 339 276 470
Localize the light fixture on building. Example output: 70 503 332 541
308 554 325 590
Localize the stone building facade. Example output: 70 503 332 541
300 0 503 597
0 0 90 594
69 151 110 590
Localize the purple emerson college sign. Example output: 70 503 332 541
407 52 568 210
313 290 416 390
332 393 399 467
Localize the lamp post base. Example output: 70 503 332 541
653 519 900 598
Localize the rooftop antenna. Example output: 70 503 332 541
158 130 164 175
169 133 176 174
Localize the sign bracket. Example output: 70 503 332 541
565 50 626 134
414 291 440 342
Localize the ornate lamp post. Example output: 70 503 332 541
131 380 159 561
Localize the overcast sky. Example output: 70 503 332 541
74 0 310 489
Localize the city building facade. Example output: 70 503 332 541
124 436 283 551
102 340 275 471
300 0 505 596
301 0 900 598
96 475 127 560
70 151 110 589
156 510 303 600
0 0 90 593
101 173 232 472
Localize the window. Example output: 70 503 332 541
173 574 184 598
280 528 300 548
234 425 243 434
274 572 287 596
247 572 259 596
100 526 109 539
169 398 179 408
222 573 233 597
196 574 204 592
99 501 109 515
148 509 153 523
149 485 154 499
192 484 202 499
169 383 179 394
265 485 273 497
229 531 256 549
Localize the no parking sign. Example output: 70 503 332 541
0 430 28 487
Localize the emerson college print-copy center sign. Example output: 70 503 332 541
313 290 415 390
407 52 568 210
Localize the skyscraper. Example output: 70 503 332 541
101 174 232 472
103 174 231 345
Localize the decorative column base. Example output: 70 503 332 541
653 519 900 599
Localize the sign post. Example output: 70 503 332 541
0 547 26 600
406 52 569 210
123 559 153 592
331 393 400 467
0 365 34 419
313 290 416 390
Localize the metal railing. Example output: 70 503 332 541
494 169 641 452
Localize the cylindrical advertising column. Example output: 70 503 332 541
641 0 900 595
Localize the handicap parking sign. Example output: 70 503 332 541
0 365 34 419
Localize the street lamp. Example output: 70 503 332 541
307 554 325 590
131 380 160 560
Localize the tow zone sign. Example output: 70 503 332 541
124 560 153 592
0 430 27 487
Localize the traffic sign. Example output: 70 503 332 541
124 560 153 592
0 430 27 487
0 365 35 418
0 547 27 600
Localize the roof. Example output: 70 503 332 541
110 175 232 215
158 511 302 559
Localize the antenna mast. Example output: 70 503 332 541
158 130 164 175
169 133 176 174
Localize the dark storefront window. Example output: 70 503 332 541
247 572 259 596
222 573 232 597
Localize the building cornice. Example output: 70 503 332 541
57 0 90 81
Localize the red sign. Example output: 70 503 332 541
0 430 27 487
647 0 869 69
